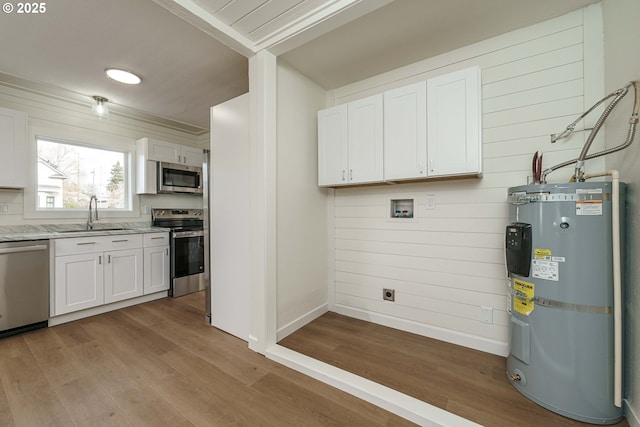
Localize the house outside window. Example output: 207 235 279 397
36 137 129 210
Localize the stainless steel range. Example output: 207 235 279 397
152 208 204 297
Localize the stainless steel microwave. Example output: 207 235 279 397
158 162 203 194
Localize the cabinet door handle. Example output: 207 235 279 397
429 160 434 172
166 248 169 256
112 239 128 243
418 161 424 174
150 236 165 240
77 242 96 246
349 169 353 181
178 155 182 163
98 255 102 264
342 170 346 181
107 255 111 263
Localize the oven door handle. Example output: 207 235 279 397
173 230 204 238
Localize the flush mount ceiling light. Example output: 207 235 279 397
91 95 109 118
105 68 142 85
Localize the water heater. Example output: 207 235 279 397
506 182 624 424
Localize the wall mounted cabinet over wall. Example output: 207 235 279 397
318 66 482 187
137 137 203 167
136 137 204 194
318 94 383 186
0 107 27 189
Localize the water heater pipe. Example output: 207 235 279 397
586 170 623 407
611 169 622 408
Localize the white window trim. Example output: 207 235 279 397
24 125 140 220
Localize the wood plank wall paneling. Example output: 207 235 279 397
329 7 603 354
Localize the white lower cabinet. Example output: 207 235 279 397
54 252 104 315
143 233 170 295
104 248 143 304
52 232 167 316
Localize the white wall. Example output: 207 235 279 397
325 5 605 356
601 0 640 423
275 61 329 338
0 84 204 225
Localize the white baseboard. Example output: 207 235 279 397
333 304 509 357
48 291 168 326
266 344 481 427
626 399 640 427
276 302 328 341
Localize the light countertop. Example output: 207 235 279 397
0 223 170 243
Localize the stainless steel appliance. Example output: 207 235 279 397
152 209 204 297
158 162 203 195
0 240 49 338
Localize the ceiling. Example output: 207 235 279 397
0 0 599 133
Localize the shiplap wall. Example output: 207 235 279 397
327 5 605 356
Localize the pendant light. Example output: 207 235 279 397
91 95 109 118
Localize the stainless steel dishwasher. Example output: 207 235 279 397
0 240 49 338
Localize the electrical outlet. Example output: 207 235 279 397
481 306 493 324
425 194 436 210
0 203 9 214
383 288 395 301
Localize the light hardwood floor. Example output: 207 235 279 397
279 312 630 427
0 293 415 427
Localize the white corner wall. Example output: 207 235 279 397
275 61 329 339
326 5 605 356
601 0 640 424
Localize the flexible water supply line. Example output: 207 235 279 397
541 81 640 182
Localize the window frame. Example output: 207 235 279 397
24 125 140 220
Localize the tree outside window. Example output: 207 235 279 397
36 138 128 209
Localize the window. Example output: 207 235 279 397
36 138 129 210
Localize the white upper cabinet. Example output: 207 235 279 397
0 107 27 188
318 95 383 186
137 137 202 167
317 66 482 187
348 94 384 184
427 66 482 177
318 104 348 186
383 81 427 181
180 145 204 167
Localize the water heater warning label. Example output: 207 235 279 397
513 279 535 316
576 200 603 216
531 259 559 281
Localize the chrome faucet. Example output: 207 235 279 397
87 195 99 229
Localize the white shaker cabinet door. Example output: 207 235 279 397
0 107 27 188
143 245 170 295
427 66 482 177
383 81 427 180
54 253 104 315
104 248 144 304
348 94 383 184
318 104 349 186
180 145 204 167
